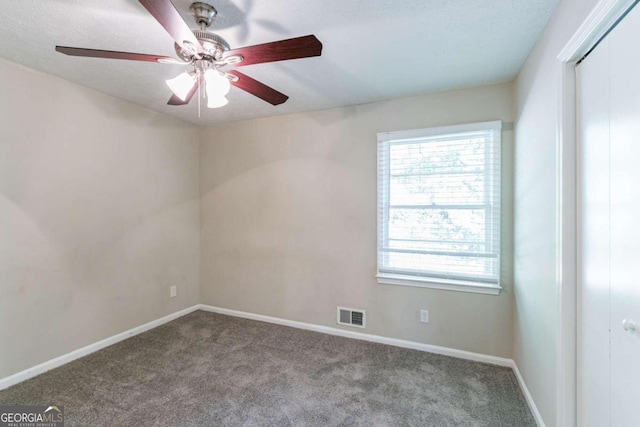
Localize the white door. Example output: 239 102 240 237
608 6 640 426
577 4 640 427
576 33 611 427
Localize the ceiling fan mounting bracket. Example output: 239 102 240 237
190 2 217 28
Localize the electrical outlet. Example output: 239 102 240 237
420 309 429 323
170 286 177 298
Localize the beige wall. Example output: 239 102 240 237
200 83 515 358
0 59 200 379
513 0 599 425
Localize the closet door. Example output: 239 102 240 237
609 5 640 426
576 35 611 427
578 4 640 426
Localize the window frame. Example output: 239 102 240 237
376 121 503 295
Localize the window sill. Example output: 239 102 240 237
376 274 502 295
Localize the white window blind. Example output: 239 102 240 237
377 121 502 294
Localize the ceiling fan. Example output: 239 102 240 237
55 0 323 109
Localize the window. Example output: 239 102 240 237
377 121 502 295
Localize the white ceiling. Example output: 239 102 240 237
0 0 558 126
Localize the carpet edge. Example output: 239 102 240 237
197 304 510 365
0 305 200 391
510 360 546 427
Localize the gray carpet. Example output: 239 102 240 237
0 311 535 426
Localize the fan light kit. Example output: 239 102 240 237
55 0 323 112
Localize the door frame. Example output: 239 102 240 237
556 1 637 426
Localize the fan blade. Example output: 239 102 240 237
167 77 200 106
55 46 176 63
224 35 322 67
227 70 288 105
138 0 203 54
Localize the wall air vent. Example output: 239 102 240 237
337 307 366 328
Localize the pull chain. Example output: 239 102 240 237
197 70 201 118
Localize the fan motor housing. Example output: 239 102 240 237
174 31 230 61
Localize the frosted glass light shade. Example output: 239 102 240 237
166 72 196 101
204 69 231 98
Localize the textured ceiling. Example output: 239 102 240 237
0 0 558 126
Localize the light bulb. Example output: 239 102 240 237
207 95 229 109
166 72 196 101
204 69 231 98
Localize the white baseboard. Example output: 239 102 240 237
198 304 512 367
511 361 546 427
0 305 200 391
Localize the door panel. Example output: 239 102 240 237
576 37 611 427
609 5 640 426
